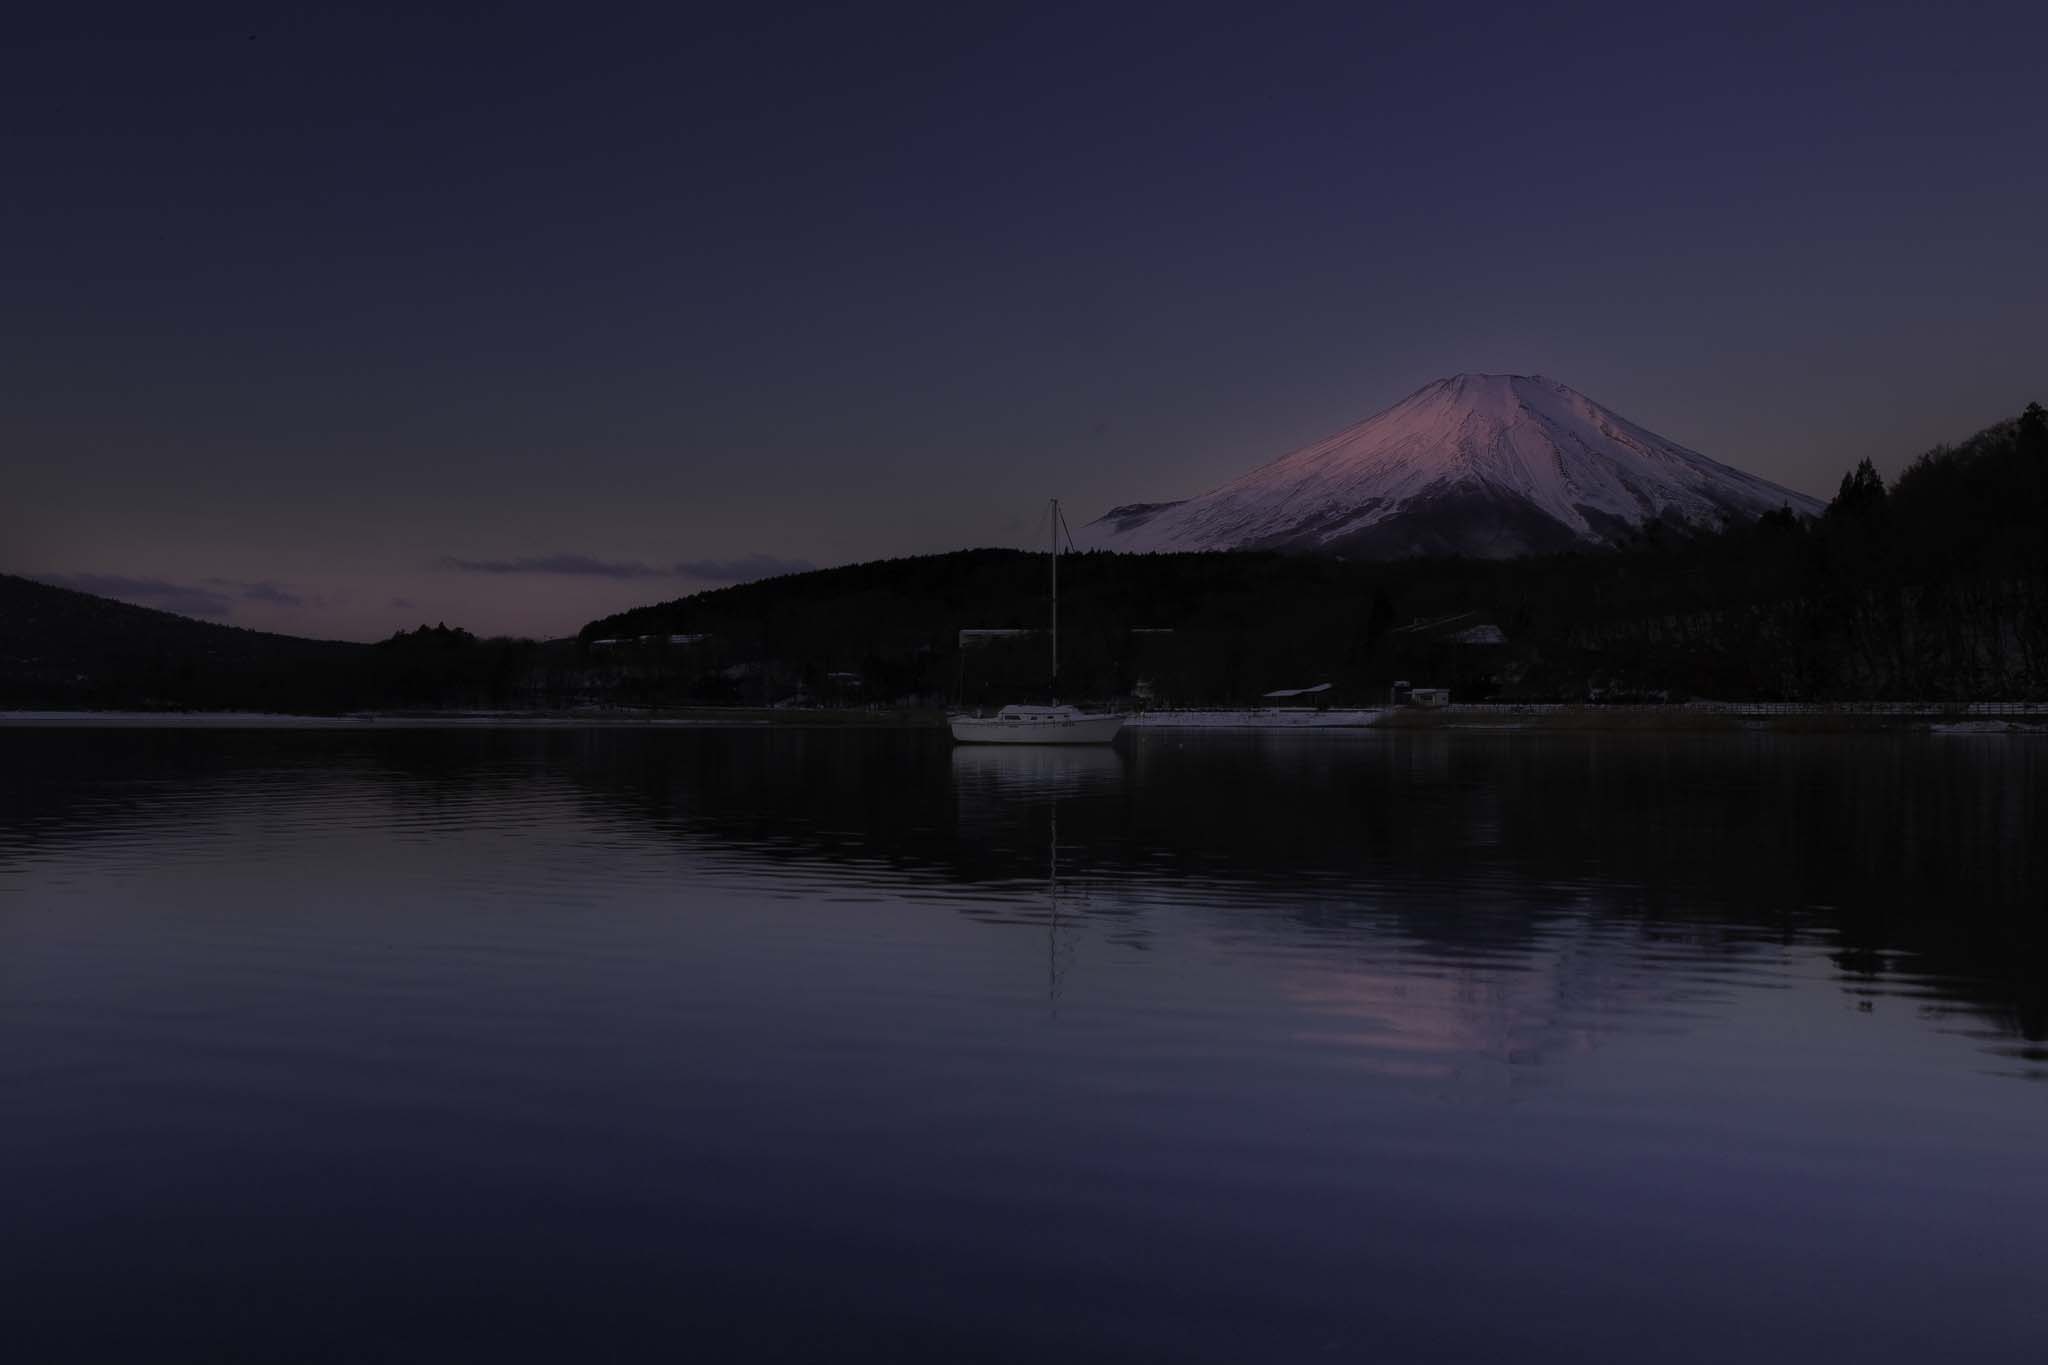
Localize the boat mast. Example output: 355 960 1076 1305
1049 497 1059 699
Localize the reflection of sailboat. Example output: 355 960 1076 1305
948 742 1126 802
950 499 1125 745
1046 803 1075 1011
950 742 1125 851
945 743 1110 1010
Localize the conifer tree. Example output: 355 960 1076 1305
2018 401 2046 456
1829 458 1888 517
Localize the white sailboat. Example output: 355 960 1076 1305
950 499 1125 746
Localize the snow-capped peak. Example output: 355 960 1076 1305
1079 374 1822 558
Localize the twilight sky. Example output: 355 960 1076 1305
5 1 2045 640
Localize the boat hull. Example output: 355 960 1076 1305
949 714 1125 745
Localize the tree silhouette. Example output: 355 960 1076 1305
1829 457 1888 517
2019 401 2046 457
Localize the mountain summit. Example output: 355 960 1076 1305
1079 374 1823 558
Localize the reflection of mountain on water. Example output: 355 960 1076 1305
3 725 2042 1060
537 728 2045 1052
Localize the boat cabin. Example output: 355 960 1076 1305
994 704 1086 722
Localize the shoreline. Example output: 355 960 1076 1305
1371 701 2048 733
0 707 947 730
4 703 2043 734
1127 702 2048 734
1125 709 1386 730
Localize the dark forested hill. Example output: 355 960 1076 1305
0 577 561 711
0 574 365 709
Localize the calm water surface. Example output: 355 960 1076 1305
2 724 2043 1362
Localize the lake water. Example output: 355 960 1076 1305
2 723 2043 1362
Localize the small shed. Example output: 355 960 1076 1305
1390 680 1450 707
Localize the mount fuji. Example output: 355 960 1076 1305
1078 374 1823 558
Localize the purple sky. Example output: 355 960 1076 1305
6 2 2045 640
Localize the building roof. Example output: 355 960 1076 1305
1262 682 1332 699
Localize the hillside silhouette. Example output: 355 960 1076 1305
5 403 2042 711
